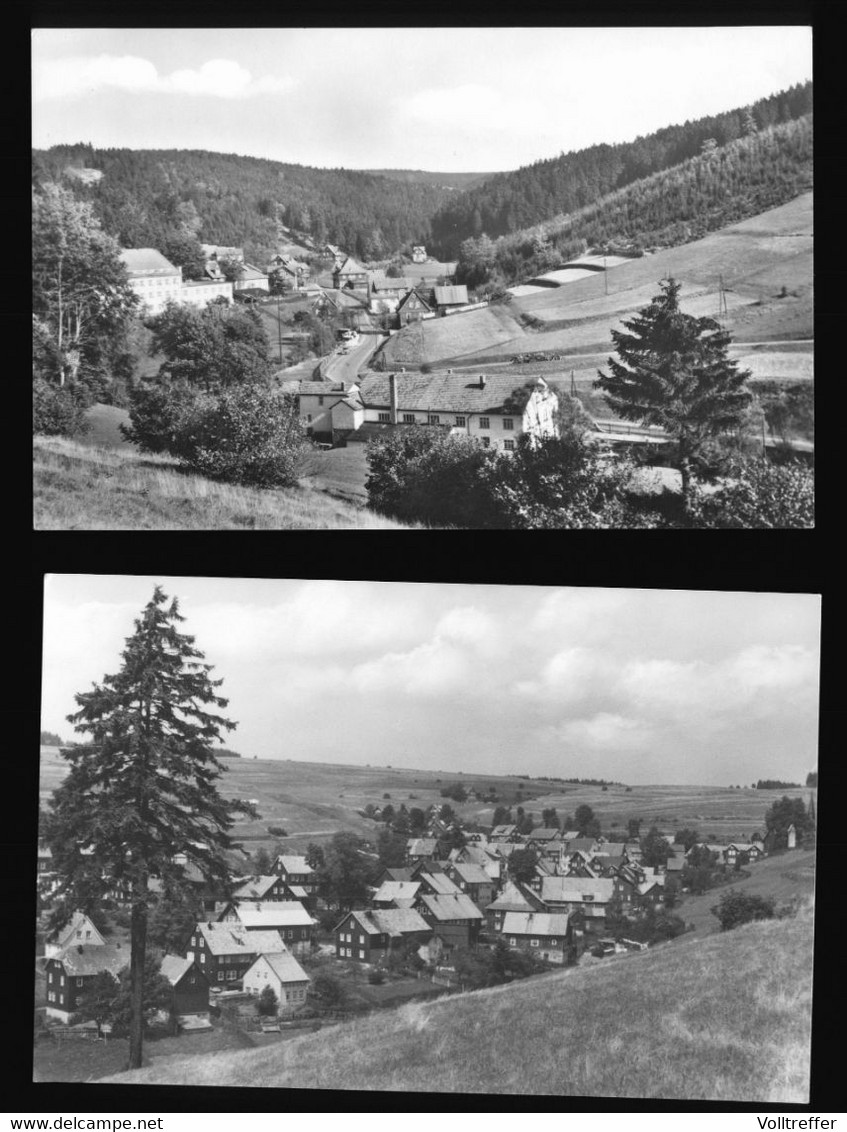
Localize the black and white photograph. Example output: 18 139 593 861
35 576 819 1101
32 25 813 529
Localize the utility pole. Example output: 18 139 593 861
276 290 283 364
570 369 576 398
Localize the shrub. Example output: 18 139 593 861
312 973 345 1006
711 890 775 931
121 380 197 454
33 380 90 437
367 969 386 985
267 825 288 837
690 457 814 528
256 985 278 1016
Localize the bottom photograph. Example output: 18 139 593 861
36 576 818 1102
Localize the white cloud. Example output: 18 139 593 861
515 646 611 704
32 54 298 101
350 638 470 697
551 712 652 753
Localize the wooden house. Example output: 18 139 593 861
371 880 421 909
44 911 106 959
242 950 310 1012
270 856 318 905
45 942 128 1023
444 861 494 909
534 877 617 933
332 256 369 292
484 880 546 935
499 911 577 965
414 893 484 953
160 954 211 1031
334 908 431 964
232 875 290 903
217 901 315 956
185 923 285 987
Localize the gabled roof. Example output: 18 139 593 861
380 867 416 883
434 285 469 305
51 942 128 977
538 877 615 905
120 248 180 276
592 842 626 857
486 881 544 913
565 839 599 853
418 871 462 897
371 275 413 292
298 382 348 397
417 893 484 922
225 901 314 929
196 923 284 956
447 862 491 886
338 908 431 937
273 856 314 875
357 372 548 416
397 289 432 312
334 256 368 275
233 875 281 901
372 880 421 905
501 911 571 937
250 950 311 984
160 954 195 985
407 838 438 856
528 827 563 841
49 911 106 951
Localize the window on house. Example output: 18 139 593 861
200 953 205 963
76 930 82 938
318 396 324 406
227 969 237 980
378 412 390 423
530 939 539 947
306 414 312 423
218 971 224 982
503 418 514 430
60 975 65 986
504 439 515 451
428 415 440 425
509 938 517 946
479 417 490 429
77 977 84 986
288 930 294 939
455 416 466 427
359 950 365 959
403 413 416 424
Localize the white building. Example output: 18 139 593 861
120 248 183 314
180 279 234 308
298 370 559 452
242 950 310 1014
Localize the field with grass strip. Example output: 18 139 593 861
98 902 813 1100
33 437 412 530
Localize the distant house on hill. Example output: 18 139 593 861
533 877 617 932
372 880 421 909
271 856 317 900
120 248 182 314
232 875 289 903
185 923 286 986
484 881 546 934
217 901 315 956
406 837 439 864
334 908 431 963
414 893 484 953
412 245 427 263
396 287 433 325
434 284 469 313
332 256 369 292
444 861 494 909
500 911 578 965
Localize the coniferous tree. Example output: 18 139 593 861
595 277 752 507
43 586 247 1070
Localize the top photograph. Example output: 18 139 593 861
32 26 813 529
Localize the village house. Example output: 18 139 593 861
332 256 370 291
533 876 617 933
231 263 270 293
159 954 212 1032
368 276 414 314
444 861 495 909
120 248 183 314
242 950 311 1013
526 827 565 848
335 371 559 453
371 866 416 888
449 843 502 885
217 901 315 956
396 288 433 325
412 246 427 263
185 923 285 986
406 837 439 865
334 908 431 964
180 278 234 308
499 911 578 965
484 880 546 934
232 875 290 903
45 941 128 1023
414 892 485 953
415 869 463 898
267 253 309 290
201 245 244 277
271 856 318 903
489 825 522 843
44 910 105 959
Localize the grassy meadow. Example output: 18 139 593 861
97 900 814 1100
33 436 414 530
39 745 814 857
381 193 813 369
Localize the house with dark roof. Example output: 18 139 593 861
242 950 310 1012
484 880 546 934
185 923 286 987
332 256 369 291
334 908 432 964
45 942 129 1023
271 856 317 902
444 861 494 909
396 287 433 324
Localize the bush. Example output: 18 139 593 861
267 825 289 837
256 985 278 1016
367 969 386 985
312 973 345 1006
690 457 814 528
33 380 90 437
711 890 775 931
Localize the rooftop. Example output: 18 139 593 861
252 950 310 984
196 923 285 956
120 248 180 276
358 373 549 415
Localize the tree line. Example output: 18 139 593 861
431 82 812 257
32 144 453 268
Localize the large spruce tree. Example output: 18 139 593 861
595 277 752 507
44 586 246 1069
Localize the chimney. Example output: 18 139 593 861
389 373 399 424
479 374 486 389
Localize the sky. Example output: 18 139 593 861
40 576 821 786
31 27 812 172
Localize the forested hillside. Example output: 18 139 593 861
31 146 455 265
432 82 812 256
456 114 812 291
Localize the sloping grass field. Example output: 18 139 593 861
33 437 412 530
381 193 813 367
98 902 813 1101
